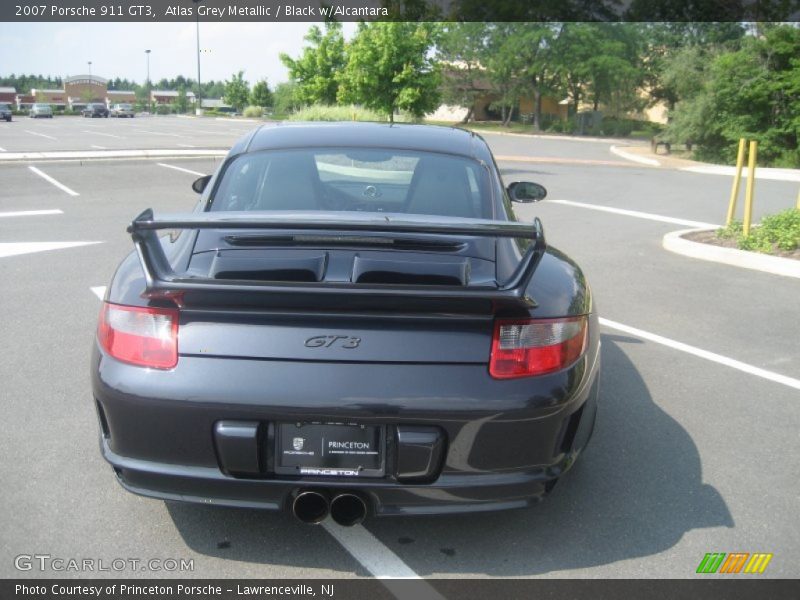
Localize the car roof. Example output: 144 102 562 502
236 122 488 160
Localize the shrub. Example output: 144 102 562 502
614 120 634 137
288 104 391 122
599 117 635 137
242 105 263 118
716 209 800 254
758 209 800 251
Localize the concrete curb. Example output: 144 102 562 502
0 149 228 162
472 129 641 145
663 228 800 279
610 145 660 166
681 165 800 182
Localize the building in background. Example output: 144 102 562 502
107 90 136 105
0 86 16 103
150 89 196 106
10 73 195 112
26 89 67 109
64 74 107 108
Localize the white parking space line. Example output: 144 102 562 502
216 117 258 123
0 147 6 152
0 209 63 218
90 145 107 150
176 143 196 148
132 128 185 138
157 163 206 177
25 130 58 141
322 522 443 599
28 166 80 196
0 241 100 258
610 145 660 166
600 318 800 391
549 199 718 229
192 129 233 135
83 130 123 139
91 286 107 299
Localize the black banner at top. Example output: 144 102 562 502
2 0 800 22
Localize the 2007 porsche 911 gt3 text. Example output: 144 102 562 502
91 122 600 525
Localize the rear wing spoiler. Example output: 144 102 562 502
127 209 547 306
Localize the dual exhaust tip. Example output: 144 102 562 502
292 490 368 526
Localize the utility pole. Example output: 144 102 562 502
193 0 204 115
145 49 151 113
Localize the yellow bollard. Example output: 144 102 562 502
742 140 758 236
796 187 800 210
726 138 747 226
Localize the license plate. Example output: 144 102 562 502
275 423 385 478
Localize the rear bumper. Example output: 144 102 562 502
92 331 600 516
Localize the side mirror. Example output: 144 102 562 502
507 181 547 203
192 174 212 194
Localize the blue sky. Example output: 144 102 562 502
0 22 358 86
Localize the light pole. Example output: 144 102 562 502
192 0 204 115
145 49 151 113
87 61 93 103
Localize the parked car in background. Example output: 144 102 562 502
110 103 135 118
82 103 109 118
29 103 53 118
0 103 12 121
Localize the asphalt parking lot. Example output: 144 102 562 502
0 116 798 582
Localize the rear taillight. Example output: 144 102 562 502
97 303 178 369
490 316 588 379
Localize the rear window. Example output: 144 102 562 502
209 148 493 219
0 104 9 109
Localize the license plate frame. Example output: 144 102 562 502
274 422 386 478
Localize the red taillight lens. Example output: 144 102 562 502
97 303 178 369
489 316 588 379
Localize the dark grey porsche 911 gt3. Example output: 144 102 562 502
91 122 600 525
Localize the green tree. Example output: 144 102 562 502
280 23 346 105
175 85 189 113
437 23 489 123
250 79 274 108
338 22 441 122
483 23 561 130
484 23 526 126
636 22 744 110
272 81 300 116
223 71 250 112
668 24 800 167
